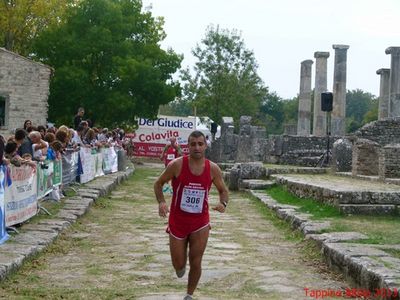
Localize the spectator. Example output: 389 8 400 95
37 125 46 138
97 128 108 143
4 140 35 167
29 131 48 161
47 140 63 160
55 130 68 146
44 132 56 144
72 125 85 146
47 127 56 134
74 107 85 130
83 128 97 147
15 128 33 158
23 120 32 131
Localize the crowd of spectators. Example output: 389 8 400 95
0 111 131 171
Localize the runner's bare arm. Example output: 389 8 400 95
211 162 229 213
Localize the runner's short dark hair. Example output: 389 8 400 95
188 130 206 142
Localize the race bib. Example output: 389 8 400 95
180 187 206 213
167 154 175 160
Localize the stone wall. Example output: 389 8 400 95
210 116 266 163
379 144 400 179
354 117 400 145
352 139 380 176
331 138 352 172
0 48 52 136
265 135 337 166
352 118 400 179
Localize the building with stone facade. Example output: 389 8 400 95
0 48 52 136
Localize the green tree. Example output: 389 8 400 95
158 97 194 117
282 97 299 124
258 92 284 135
33 0 182 127
180 25 268 127
0 0 74 55
346 89 377 132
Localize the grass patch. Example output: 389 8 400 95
266 185 342 219
328 216 400 245
248 192 303 242
382 248 400 259
263 185 400 245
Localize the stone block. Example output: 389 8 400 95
339 204 397 215
240 179 275 190
55 210 79 221
352 138 380 176
37 219 71 231
239 162 266 179
10 231 58 246
301 221 331 234
331 138 352 172
228 166 240 191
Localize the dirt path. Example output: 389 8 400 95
0 163 350 300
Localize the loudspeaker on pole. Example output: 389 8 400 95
321 92 333 112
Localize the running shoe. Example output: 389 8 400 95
176 267 186 278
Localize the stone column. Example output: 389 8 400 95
331 44 349 136
385 47 400 117
313 52 330 136
376 68 390 120
297 59 313 135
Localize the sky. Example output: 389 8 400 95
142 0 400 99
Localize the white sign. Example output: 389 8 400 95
5 165 38 226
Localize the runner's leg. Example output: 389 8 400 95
169 235 188 276
187 226 210 295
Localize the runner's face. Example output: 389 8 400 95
188 136 207 159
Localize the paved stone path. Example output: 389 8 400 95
0 164 353 300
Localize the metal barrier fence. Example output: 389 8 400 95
0 146 126 244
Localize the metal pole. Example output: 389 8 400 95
326 111 331 165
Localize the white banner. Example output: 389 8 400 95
79 148 96 184
5 165 38 227
102 147 118 174
95 152 104 177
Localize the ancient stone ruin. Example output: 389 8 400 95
0 48 52 135
215 45 400 184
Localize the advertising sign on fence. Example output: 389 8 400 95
102 147 118 174
5 165 38 227
95 152 104 177
0 166 8 244
62 150 79 186
132 115 195 158
37 161 54 199
53 159 62 187
80 148 96 184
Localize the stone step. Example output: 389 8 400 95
267 167 327 176
240 179 275 190
339 204 398 215
273 174 400 215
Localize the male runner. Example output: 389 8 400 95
154 130 229 300
160 137 182 167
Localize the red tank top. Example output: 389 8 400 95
164 145 179 166
170 156 212 220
